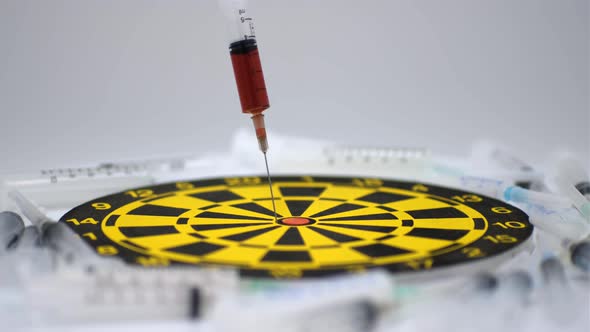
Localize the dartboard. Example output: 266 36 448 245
60 176 532 278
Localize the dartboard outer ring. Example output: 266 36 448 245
60 176 533 279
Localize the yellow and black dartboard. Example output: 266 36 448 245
60 176 533 278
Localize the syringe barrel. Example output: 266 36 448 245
219 0 270 114
230 39 270 114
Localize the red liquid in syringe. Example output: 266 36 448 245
229 39 270 114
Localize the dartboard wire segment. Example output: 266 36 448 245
60 176 533 278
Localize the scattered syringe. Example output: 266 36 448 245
0 264 238 328
538 256 582 325
427 174 574 208
0 162 157 211
231 128 432 179
8 190 115 266
0 153 251 211
214 270 393 332
470 140 544 189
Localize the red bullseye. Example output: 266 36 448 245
282 217 311 226
277 217 317 226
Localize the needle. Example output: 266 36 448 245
263 152 278 220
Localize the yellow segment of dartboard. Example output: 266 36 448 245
60 176 533 278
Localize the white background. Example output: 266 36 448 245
0 0 588 172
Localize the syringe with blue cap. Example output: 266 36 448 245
434 174 572 207
431 175 589 239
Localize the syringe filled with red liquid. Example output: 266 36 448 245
229 38 270 152
220 0 277 217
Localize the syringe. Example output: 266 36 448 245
219 0 277 219
0 263 239 327
8 190 115 267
